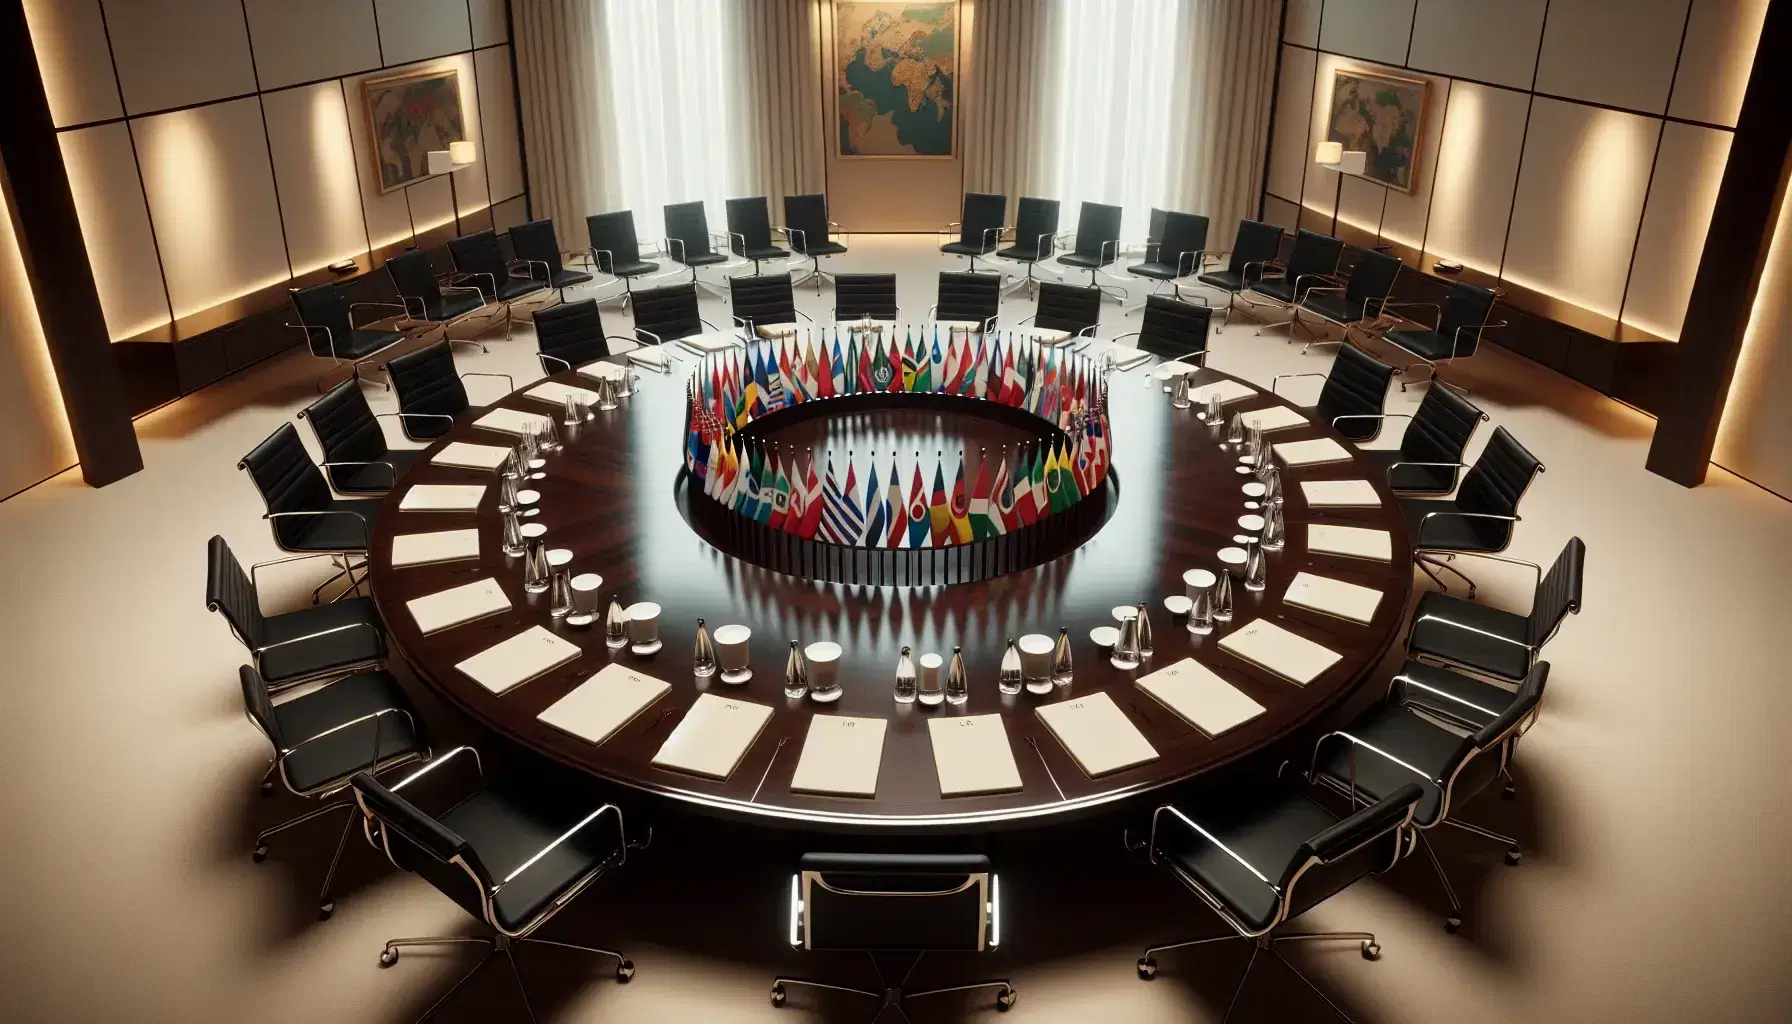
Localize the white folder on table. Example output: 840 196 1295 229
624 347 669 370
578 361 630 382
1135 657 1267 737
1307 523 1393 561
1188 379 1257 406
399 483 486 512
525 381 601 407
1300 479 1381 507
432 442 512 471
536 663 671 745
927 715 1024 797
406 577 511 634
1218 618 1342 685
390 528 481 568
1273 437 1352 467
1034 692 1159 778
455 625 582 695
790 715 888 797
652 692 774 780
1284 571 1383 624
473 408 553 436
1240 406 1308 432
1107 348 1152 370
678 332 745 354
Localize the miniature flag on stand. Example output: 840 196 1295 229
906 462 930 548
798 459 824 538
1012 447 1039 527
829 337 847 397
768 457 792 531
817 459 845 544
863 460 886 546
901 338 918 392
967 451 997 540
990 453 1015 534
928 461 952 547
885 459 905 548
858 337 875 392
886 337 903 392
948 457 974 544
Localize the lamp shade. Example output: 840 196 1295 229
426 149 453 176
449 140 476 166
1314 141 1344 166
1338 150 1368 175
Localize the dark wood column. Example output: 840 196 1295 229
1646 0 1792 486
0 0 142 487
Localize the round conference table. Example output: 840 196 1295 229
368 344 1413 834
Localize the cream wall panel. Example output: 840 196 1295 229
474 47 525 201
242 0 382 91
1316 0 1416 68
261 84 370 274
1378 74 1450 249
1669 0 1769 127
1534 0 1690 114
1283 0 1322 48
1622 121 1731 340
1715 198 1792 497
1336 175 1385 236
492 195 530 234
470 0 510 48
375 0 473 68
1422 82 1527 275
22 0 120 128
1407 0 1547 89
407 176 457 235
1262 194 1300 234
102 0 257 115
0 185 77 497
1266 44 1316 201
133 98 290 319
1502 98 1656 318
57 124 169 340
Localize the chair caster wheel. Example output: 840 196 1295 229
616 959 634 982
1445 915 1462 933
996 986 1017 1010
1505 847 1522 866
770 983 786 1006
1136 957 1157 979
379 949 399 968
260 781 274 797
1502 783 1517 800
318 902 333 921
251 844 268 863
1361 941 1381 961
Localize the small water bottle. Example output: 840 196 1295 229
1170 372 1191 409
1244 539 1268 592
523 539 551 594
945 646 969 705
1134 602 1154 658
1226 411 1245 445
998 639 1023 695
1110 614 1142 671
783 641 809 699
562 392 581 429
502 511 526 557
1213 569 1235 621
692 619 717 678
549 571 572 618
1051 627 1074 686
1205 391 1223 424
894 646 917 703
604 600 629 649
1262 504 1285 552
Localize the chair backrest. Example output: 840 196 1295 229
631 283 705 343
351 770 495 922
1033 282 1102 336
835 273 899 321
957 192 1007 250
507 218 565 278
1145 207 1167 246
586 210 645 271
798 852 993 952
1155 211 1211 271
1456 425 1542 520
1345 248 1402 308
239 664 285 751
1286 229 1344 282
726 196 775 254
386 339 470 440
534 298 610 369
1400 381 1486 473
1438 281 1499 358
730 273 799 329
783 193 830 253
1227 219 1286 277
386 250 443 304
300 377 389 470
206 534 263 646
934 271 999 326
1280 783 1421 922
1472 662 1547 752
664 201 715 260
1072 202 1123 261
1436 662 1549 815
447 229 508 295
1011 196 1061 254
1528 537 1585 644
1316 343 1396 442
289 284 353 358
240 423 333 546
1134 295 1212 362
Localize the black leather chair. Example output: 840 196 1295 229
533 298 632 376
781 193 848 293
835 272 900 323
508 218 595 300
298 378 418 494
632 282 718 346
664 200 733 295
994 196 1061 296
240 423 377 596
940 192 1007 272
1245 228 1344 329
1020 282 1101 343
929 270 1000 333
287 282 411 391
1308 663 1546 930
207 534 386 691
1292 248 1402 352
1378 281 1504 391
1134 779 1423 1022
1402 426 1545 596
731 272 813 341
1126 210 1211 309
726 196 791 274
386 338 514 442
1110 295 1212 364
585 210 663 308
1407 535 1584 684
1196 219 1286 325
353 747 638 1020
1272 343 1398 444
447 229 550 340
241 663 426 919
385 249 495 350
773 852 1014 1018
1356 382 1489 496
1055 201 1126 301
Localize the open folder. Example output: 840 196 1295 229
1284 571 1383 624
927 715 1023 797
390 528 480 568
1273 437 1352 467
536 663 671 745
1034 692 1159 778
473 408 553 436
1300 479 1381 507
789 715 888 797
651 693 774 781
1135 657 1266 737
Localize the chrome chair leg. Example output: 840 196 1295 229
1415 556 1451 594
906 979 1016 1007
315 810 356 920
253 799 353 852
1419 832 1466 931
1219 943 1261 1024
388 941 498 1023
500 943 538 1024
1142 934 1236 961
1417 553 1479 598
1269 945 1357 1023
1443 817 1523 864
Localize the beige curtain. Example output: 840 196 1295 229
730 0 827 222
513 0 623 249
962 0 1055 201
1170 0 1280 240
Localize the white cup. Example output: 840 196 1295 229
917 653 944 705
567 573 603 626
714 624 752 684
1018 634 1055 694
805 641 843 702
1184 568 1218 604
626 601 662 655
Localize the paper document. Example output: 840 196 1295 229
652 693 774 780
678 332 746 354
390 528 480 567
537 663 671 745
1218 618 1342 685
406 577 511 634
431 442 511 471
1300 479 1381 507
1307 523 1393 561
1273 437 1353 467
625 347 668 369
399 483 486 512
1107 348 1152 370
1135 657 1266 736
1034 692 1159 778
1188 379 1257 405
1240 406 1308 432
790 715 888 797
927 715 1024 797
1284 571 1383 624
525 380 602 406
473 408 553 436
455 625 582 695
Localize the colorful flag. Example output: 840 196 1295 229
798 459 824 538
949 457 974 543
817 459 846 544
1045 442 1068 514
857 335 875 393
829 337 847 397
928 462 952 547
930 335 946 393
901 337 918 392
1001 348 1022 406
886 337 903 392
823 459 865 545
841 336 859 396
989 454 1014 534
885 460 905 548
737 446 762 519
863 460 885 546
906 462 930 548
870 336 895 392
914 338 934 392
768 457 791 531
784 456 805 534
968 451 998 540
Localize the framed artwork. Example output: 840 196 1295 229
362 68 466 193
834 1 958 158
1326 69 1428 194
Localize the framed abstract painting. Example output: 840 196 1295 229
834 1 958 158
362 68 466 193
1326 69 1428 194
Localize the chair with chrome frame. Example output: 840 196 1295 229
286 282 413 391
385 339 514 442
939 192 1007 272
1244 228 1344 333
447 228 552 340
664 200 735 297
1019 282 1102 345
584 210 665 309
1194 219 1286 326
929 270 1000 335
533 298 633 377
1111 295 1213 364
1376 281 1504 391
1406 535 1584 689
1271 343 1397 445
1306 663 1546 931
834 273 900 323
1290 247 1402 353
773 852 1015 1018
385 249 498 351
1131 778 1423 1023
241 663 427 920
727 196 792 275
781 193 849 293
1402 426 1545 597
507 218 596 302
631 282 719 347
207 534 385 694
1125 210 1210 313
352 747 641 1021
731 272 814 341
1054 201 1126 302
1354 382 1489 497
240 423 377 603
298 378 419 495
993 196 1062 297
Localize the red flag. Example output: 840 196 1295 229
929 462 951 547
886 338 903 392
858 338 874 393
906 463 930 548
816 341 835 398
798 461 824 538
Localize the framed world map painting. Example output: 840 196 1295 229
1327 69 1428 194
362 68 466 193
835 1 957 158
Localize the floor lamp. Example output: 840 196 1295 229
427 140 478 236
1314 141 1366 236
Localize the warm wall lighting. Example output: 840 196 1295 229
1315 140 1343 165
449 140 477 166
0 183 77 491
1713 193 1792 492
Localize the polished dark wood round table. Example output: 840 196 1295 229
368 350 1412 833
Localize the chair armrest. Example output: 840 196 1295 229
1310 730 1436 793
665 237 688 263
1107 331 1142 345
539 352 573 374
1018 314 1038 326
1424 550 1543 594
392 745 484 791
281 706 413 758
264 508 370 547
1413 612 1536 653
496 804 628 891
1451 320 1508 357
248 552 348 597
1388 671 1504 729
511 258 551 281
451 270 498 297
1193 249 1229 272
375 411 458 425
1380 301 1442 331
286 323 339 360
438 284 489 307
1147 805 1273 887
1414 509 1518 549
1241 259 1281 285
1292 273 1342 302
348 302 411 329
322 459 398 489
635 327 665 345
461 370 516 391
795 309 815 323
1270 372 1326 396
1331 411 1411 431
